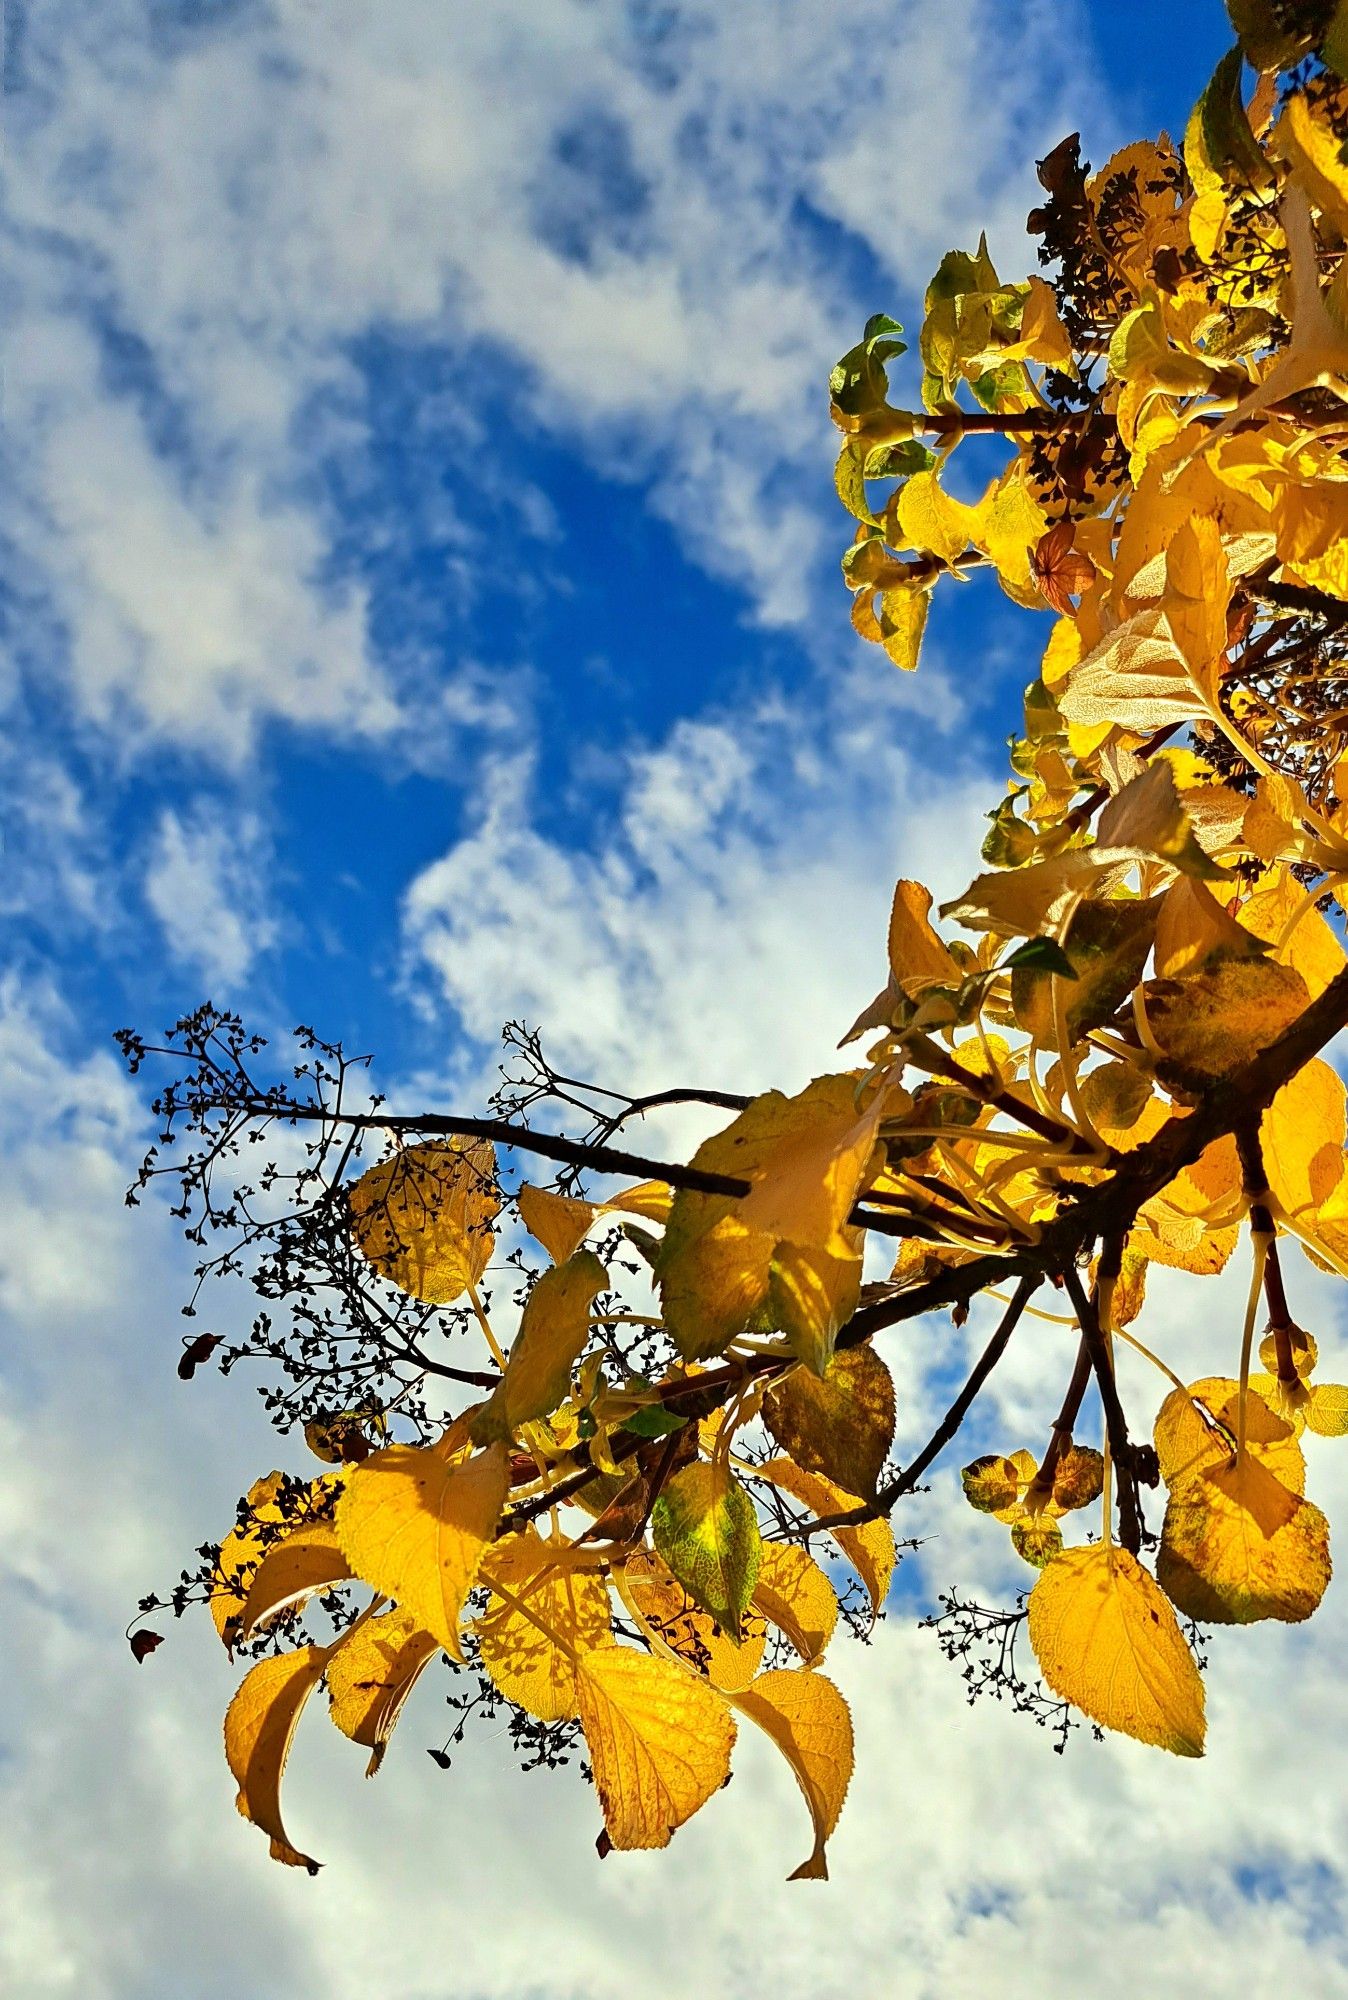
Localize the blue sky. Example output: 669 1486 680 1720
7 5 1348 1999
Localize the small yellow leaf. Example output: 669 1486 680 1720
758 1458 895 1625
762 1345 896 1496
472 1249 607 1442
734 1668 854 1880
239 1526 352 1642
961 1453 1021 1515
888 879 962 997
1157 1454 1331 1625
210 1472 342 1652
335 1442 509 1663
1153 877 1262 980
476 1531 612 1720
1052 1445 1105 1513
349 1139 497 1304
1307 1384 1348 1438
750 1543 838 1665
896 468 978 566
1154 1379 1306 1495
1027 1544 1206 1757
223 1646 328 1869
326 1611 440 1775
517 1183 596 1266
576 1645 736 1851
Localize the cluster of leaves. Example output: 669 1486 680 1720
124 5 1348 1879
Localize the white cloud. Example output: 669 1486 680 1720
6 0 1111 756
143 802 278 993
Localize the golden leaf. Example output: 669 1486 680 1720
758 1458 896 1625
1027 1544 1206 1757
472 1249 607 1442
1157 1453 1331 1625
517 1183 597 1266
761 1345 896 1497
476 1530 612 1720
223 1646 328 1869
239 1526 351 1642
655 1075 883 1361
750 1542 838 1665
334 1442 509 1662
1260 1059 1346 1222
961 1453 1022 1516
733 1668 854 1880
1154 1379 1306 1494
623 1548 766 1692
349 1139 497 1304
576 1645 736 1851
210 1472 342 1652
1144 957 1309 1079
326 1611 440 1775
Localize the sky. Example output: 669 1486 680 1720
6 2 1348 1996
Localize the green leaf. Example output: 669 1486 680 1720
863 440 935 481
1196 45 1271 187
762 1346 896 1498
651 1462 762 1637
622 1405 689 1440
834 442 879 527
1004 936 1079 980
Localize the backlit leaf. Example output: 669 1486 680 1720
652 1461 762 1637
350 1139 497 1304
472 1249 607 1442
326 1611 440 1776
223 1647 328 1870
576 1646 736 1851
733 1668 854 1880
476 1530 612 1720
1027 1544 1206 1756
335 1442 509 1663
758 1458 896 1625
761 1345 896 1497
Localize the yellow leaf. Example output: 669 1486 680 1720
350 1139 497 1304
1164 514 1230 680
1307 1383 1348 1438
1026 1544 1206 1757
758 1458 895 1625
517 1183 596 1266
761 1345 896 1496
334 1442 509 1663
733 1668 854 1880
888 879 961 998
476 1530 612 1720
1057 606 1208 733
655 1076 883 1361
576 1645 736 1851
896 468 978 566
767 1239 863 1377
1260 1059 1346 1223
325 1611 440 1775
223 1647 328 1870
877 581 931 672
750 1543 838 1665
1153 877 1262 979
210 1471 342 1652
1052 1445 1105 1513
1143 957 1309 1078
473 1249 607 1442
239 1526 351 1642
1275 89 1348 235
1243 871 1347 1001
1157 1453 1331 1625
1154 1379 1306 1494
